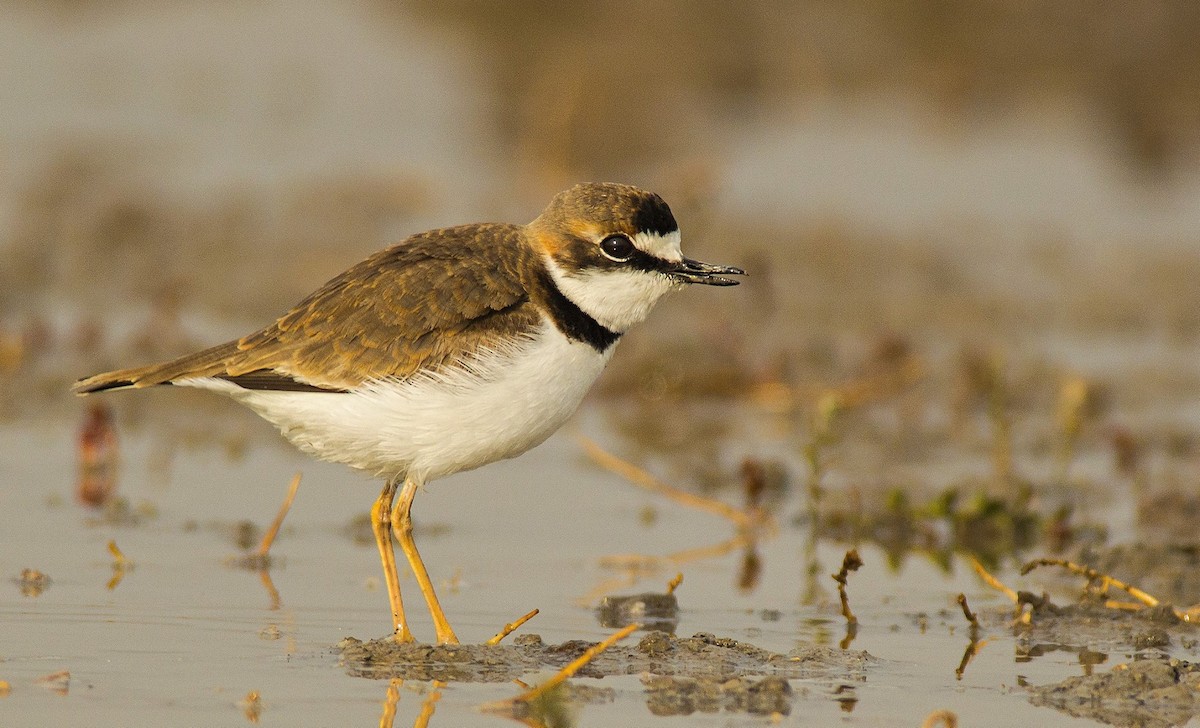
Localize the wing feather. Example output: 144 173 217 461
73 223 541 394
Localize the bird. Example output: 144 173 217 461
73 182 744 644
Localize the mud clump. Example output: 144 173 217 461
339 637 540 682
597 591 679 633
1029 657 1200 728
338 631 872 684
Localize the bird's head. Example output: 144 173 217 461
530 182 744 333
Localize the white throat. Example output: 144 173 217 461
545 254 681 333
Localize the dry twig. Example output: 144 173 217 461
486 609 540 646
832 550 863 625
482 623 638 715
516 623 637 703
966 556 1033 624
956 593 978 627
257 472 302 558
583 532 752 605
967 556 1018 603
1020 557 1159 608
577 435 759 529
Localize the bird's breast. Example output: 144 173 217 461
215 321 615 480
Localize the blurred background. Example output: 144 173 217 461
1 0 1199 429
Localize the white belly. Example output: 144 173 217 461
178 323 614 480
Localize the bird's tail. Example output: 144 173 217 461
72 341 241 395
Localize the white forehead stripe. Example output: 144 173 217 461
632 230 682 262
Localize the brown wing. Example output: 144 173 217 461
74 223 542 393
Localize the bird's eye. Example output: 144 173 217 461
599 234 635 261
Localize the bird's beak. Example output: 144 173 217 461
668 257 746 286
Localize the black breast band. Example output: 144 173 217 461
536 270 620 352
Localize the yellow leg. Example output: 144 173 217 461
372 478 414 643
393 477 459 645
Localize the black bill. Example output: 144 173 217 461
668 257 746 286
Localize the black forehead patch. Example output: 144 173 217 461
630 193 678 237
545 183 680 238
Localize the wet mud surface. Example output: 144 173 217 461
1030 657 1200 728
991 543 1200 656
342 631 868 718
1077 543 1200 607
946 543 1200 726
1031 602 1185 647
339 630 872 684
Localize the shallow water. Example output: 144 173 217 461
1 401 1181 727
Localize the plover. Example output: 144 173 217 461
74 182 744 644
